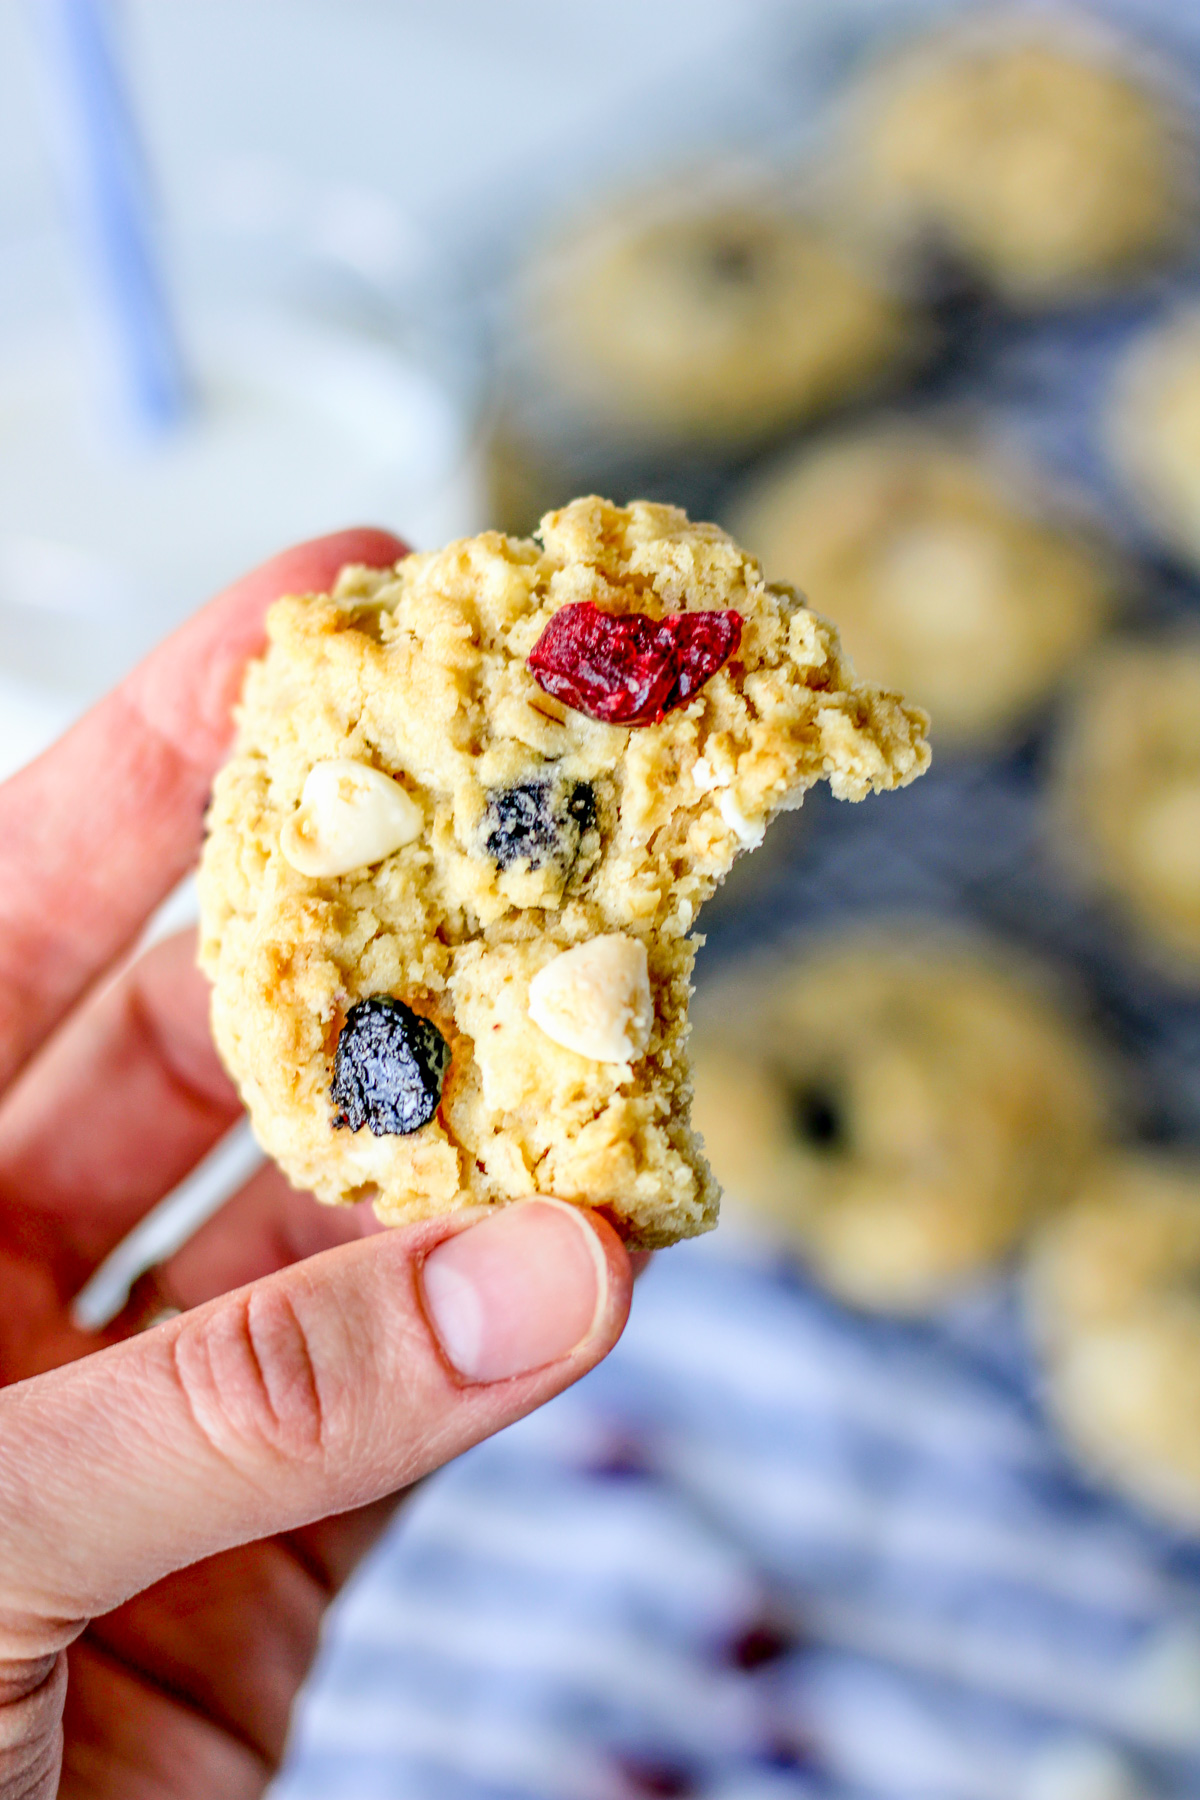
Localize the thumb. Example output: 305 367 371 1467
0 1201 628 1731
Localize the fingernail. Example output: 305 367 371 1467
420 1199 608 1383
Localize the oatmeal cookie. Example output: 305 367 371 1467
727 425 1116 747
523 186 917 446
1053 635 1200 981
1029 1154 1200 1527
690 931 1109 1307
838 18 1189 302
1109 306 1200 571
197 499 929 1248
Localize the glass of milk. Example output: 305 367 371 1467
0 219 485 777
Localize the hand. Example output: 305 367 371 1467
0 533 633 1800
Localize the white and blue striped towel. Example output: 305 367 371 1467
271 1232 1200 1800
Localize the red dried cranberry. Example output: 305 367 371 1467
527 601 742 727
728 1620 796 1669
616 1756 696 1797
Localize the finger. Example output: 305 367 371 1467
63 1636 267 1799
0 528 407 1094
151 1167 385 1309
0 932 240 1291
0 1201 631 1665
0 926 383 1393
83 1539 323 1774
116 1169 384 1332
77 1496 405 1780
0 928 378 1306
1 926 377 1313
284 1493 404 1591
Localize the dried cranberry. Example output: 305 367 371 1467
728 1620 796 1670
527 601 742 727
616 1756 696 1797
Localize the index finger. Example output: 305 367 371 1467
0 527 407 1095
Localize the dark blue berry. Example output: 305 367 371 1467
484 776 596 872
703 234 761 285
585 1429 653 1481
567 780 597 833
789 1082 846 1152
331 997 450 1136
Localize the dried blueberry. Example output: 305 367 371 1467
585 1428 653 1481
331 997 450 1136
789 1081 846 1153
485 781 555 868
484 776 596 874
703 234 762 286
566 779 597 835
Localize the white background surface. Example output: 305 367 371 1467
0 0 875 775
0 2 822 244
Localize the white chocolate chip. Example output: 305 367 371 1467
692 752 735 793
280 759 422 878
717 786 765 849
527 934 653 1065
695 747 766 846
345 1133 397 1180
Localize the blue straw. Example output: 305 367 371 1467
35 0 191 433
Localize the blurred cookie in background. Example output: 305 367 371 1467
1029 1153 1200 1529
727 424 1118 749
516 179 921 452
835 15 1191 304
691 930 1111 1313
484 416 573 542
1109 305 1200 571
1054 634 1200 983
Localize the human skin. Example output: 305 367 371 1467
0 530 633 1799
